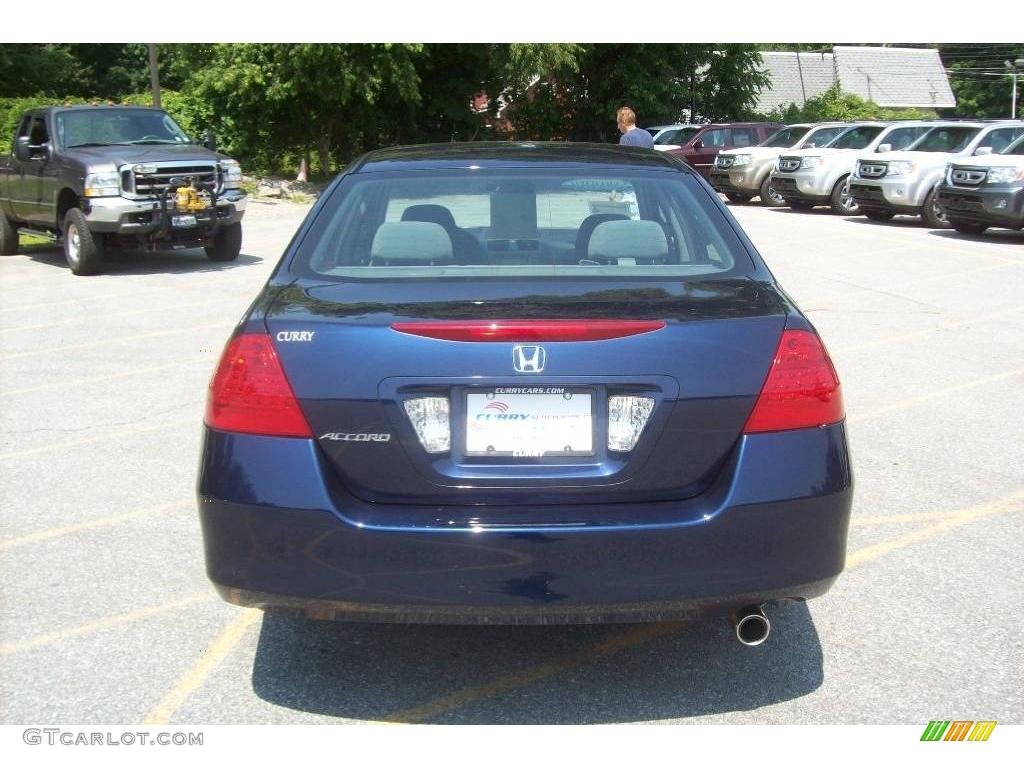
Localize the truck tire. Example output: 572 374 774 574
63 208 104 275
205 223 242 262
865 210 895 222
950 219 987 236
921 187 950 229
829 175 858 215
0 211 17 256
759 175 785 207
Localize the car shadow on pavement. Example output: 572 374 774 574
250 600 823 723
18 245 262 274
927 228 1024 245
765 207 835 216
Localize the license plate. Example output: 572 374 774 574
171 214 197 228
466 388 593 457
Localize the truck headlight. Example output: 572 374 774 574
220 159 243 189
986 166 1024 184
800 157 821 169
732 154 752 167
83 170 120 198
886 161 916 177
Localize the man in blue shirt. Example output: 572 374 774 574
617 106 654 148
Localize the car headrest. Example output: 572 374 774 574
587 220 668 261
401 204 458 231
370 222 453 263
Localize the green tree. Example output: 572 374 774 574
760 84 934 123
938 44 1024 119
0 44 85 97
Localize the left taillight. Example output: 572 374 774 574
205 333 312 438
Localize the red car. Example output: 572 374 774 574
662 122 783 178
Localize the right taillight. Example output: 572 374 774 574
205 333 312 438
743 329 844 434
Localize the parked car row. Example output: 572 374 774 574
699 118 1024 236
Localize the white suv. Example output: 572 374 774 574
849 121 1024 228
770 122 941 214
709 122 849 207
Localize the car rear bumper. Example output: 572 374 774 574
197 423 853 624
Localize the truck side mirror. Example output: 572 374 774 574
203 131 217 152
14 136 31 162
876 144 892 154
692 139 703 150
974 146 993 156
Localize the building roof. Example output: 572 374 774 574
756 47 956 112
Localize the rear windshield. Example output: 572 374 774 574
907 126 981 153
293 169 754 280
825 125 885 150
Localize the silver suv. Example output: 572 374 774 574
849 121 1024 228
710 123 849 207
770 121 942 215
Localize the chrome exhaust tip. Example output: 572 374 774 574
733 605 771 646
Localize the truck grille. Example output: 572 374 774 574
948 167 987 187
857 161 888 179
850 183 885 202
777 157 801 172
123 163 221 198
715 156 734 169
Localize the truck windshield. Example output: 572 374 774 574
57 109 191 148
824 126 885 150
760 126 806 148
907 126 981 153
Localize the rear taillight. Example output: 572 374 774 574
743 329 844 434
205 333 312 438
391 319 665 342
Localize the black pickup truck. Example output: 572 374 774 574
0 105 247 275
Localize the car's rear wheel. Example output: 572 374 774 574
921 187 950 229
63 208 104 275
864 210 895 222
205 222 242 262
759 175 785 207
0 211 18 256
725 193 751 204
950 219 987 235
787 200 815 211
829 175 858 215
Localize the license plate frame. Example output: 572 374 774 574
171 214 198 229
464 386 595 458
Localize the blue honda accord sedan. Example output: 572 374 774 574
198 142 852 645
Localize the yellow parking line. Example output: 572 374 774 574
0 593 212 656
847 366 1024 424
851 510 966 527
382 622 678 724
0 416 197 461
845 490 1024 569
141 608 261 726
376 488 1024 723
834 305 1023 355
1 321 229 361
0 499 191 551
0 297 237 335
0 360 211 397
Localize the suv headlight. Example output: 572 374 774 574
83 170 120 198
220 159 243 189
800 156 821 169
886 160 916 177
731 154 752 167
986 166 1024 184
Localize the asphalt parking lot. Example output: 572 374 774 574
1 198 1022 725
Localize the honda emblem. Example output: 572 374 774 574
512 345 546 373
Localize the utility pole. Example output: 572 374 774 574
1006 58 1024 119
148 44 161 110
